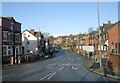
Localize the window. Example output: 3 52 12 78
8 46 11 55
28 35 30 37
27 41 30 44
3 46 7 55
103 28 105 32
3 32 7 41
23 33 26 35
103 35 105 40
28 50 30 54
11 25 13 30
19 46 21 54
118 43 120 54
11 23 14 30
104 45 107 51
16 47 18 55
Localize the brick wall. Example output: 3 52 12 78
0 18 2 26
108 23 119 49
109 55 120 73
0 27 2 57
14 22 21 32
2 18 11 30
84 35 90 46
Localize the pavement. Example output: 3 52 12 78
82 57 120 81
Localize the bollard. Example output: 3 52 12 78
18 59 21 64
18 56 21 64
10 57 14 65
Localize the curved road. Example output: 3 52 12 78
2 49 117 82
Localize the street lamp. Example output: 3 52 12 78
97 0 102 66
77 35 80 54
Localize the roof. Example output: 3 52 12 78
102 23 114 31
22 29 37 38
2 17 21 24
34 31 41 37
108 21 120 31
22 29 42 38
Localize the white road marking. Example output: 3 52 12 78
58 67 64 71
46 67 51 69
72 66 74 69
71 66 77 69
69 60 73 64
47 72 56 80
40 72 53 80
74 67 78 70
1 73 15 78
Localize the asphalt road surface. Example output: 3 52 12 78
2 49 118 82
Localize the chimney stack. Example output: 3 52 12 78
30 29 35 35
108 21 111 24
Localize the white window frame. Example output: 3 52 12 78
3 31 8 41
2 45 7 55
16 46 19 55
11 23 14 31
8 46 11 55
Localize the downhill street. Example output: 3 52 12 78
2 49 116 82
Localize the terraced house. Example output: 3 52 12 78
108 21 120 74
0 17 22 64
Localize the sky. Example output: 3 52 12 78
2 2 118 37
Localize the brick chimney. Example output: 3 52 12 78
108 21 111 24
30 29 35 35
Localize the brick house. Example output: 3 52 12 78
0 17 22 64
54 36 63 45
79 35 85 54
98 21 114 58
0 18 2 63
108 21 120 73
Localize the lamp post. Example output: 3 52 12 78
77 35 80 54
97 0 102 66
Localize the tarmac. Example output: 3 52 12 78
2 53 120 81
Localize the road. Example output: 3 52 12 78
2 49 117 82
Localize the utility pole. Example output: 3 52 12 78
97 0 102 66
77 35 80 54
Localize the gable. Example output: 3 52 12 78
22 30 37 40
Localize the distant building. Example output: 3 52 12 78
0 17 22 64
54 36 63 45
